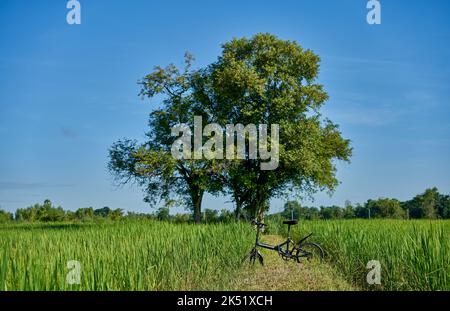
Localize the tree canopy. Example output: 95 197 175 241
108 33 352 222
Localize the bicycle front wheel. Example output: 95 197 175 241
296 242 324 263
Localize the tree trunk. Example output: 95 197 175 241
235 199 242 221
253 186 269 221
232 184 250 222
192 190 203 224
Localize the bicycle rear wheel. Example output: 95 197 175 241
295 242 324 263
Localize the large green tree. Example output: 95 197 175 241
195 33 352 218
109 34 352 222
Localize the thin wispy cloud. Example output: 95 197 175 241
0 182 74 192
327 86 444 127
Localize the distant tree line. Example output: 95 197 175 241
148 208 237 223
0 200 236 224
0 187 449 224
0 200 124 223
277 187 450 220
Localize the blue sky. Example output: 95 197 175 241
1 0 449 214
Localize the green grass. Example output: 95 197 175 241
268 219 450 290
0 220 253 290
1 219 449 291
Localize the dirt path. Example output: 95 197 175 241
227 235 357 291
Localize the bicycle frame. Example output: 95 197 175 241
254 222 299 257
243 219 323 266
297 232 313 245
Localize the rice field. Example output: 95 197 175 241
0 220 253 291
1 219 449 291
268 218 450 290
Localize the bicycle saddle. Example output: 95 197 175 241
283 220 298 225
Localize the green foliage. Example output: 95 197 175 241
203 209 218 223
402 187 446 219
125 212 155 220
437 195 450 219
156 207 170 221
365 198 405 219
15 200 66 222
280 201 320 220
75 207 94 221
0 209 13 223
94 207 112 218
218 209 236 222
12 201 124 223
320 206 343 219
93 207 124 221
342 201 355 219
173 213 191 223
110 209 124 221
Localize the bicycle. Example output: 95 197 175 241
242 219 324 265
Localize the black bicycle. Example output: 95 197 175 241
242 219 324 265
